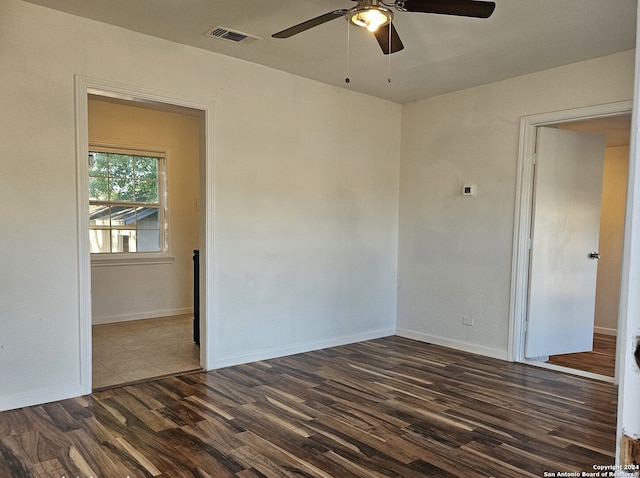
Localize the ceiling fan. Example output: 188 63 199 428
272 0 496 55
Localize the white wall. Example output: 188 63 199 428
1 0 634 412
0 0 400 410
595 145 629 334
397 50 635 358
89 98 200 324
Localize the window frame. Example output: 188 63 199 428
88 144 172 266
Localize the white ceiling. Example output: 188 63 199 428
23 0 637 103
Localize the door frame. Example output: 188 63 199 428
74 76 215 394
508 100 632 381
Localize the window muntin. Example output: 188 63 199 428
88 148 166 254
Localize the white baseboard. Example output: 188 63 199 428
0 384 82 412
594 326 618 336
212 327 396 369
92 307 193 325
395 327 508 361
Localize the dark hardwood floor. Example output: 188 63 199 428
0 336 617 477
548 333 617 377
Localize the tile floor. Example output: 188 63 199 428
92 314 201 390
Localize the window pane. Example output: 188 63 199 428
135 157 158 181
136 207 160 252
137 229 160 252
89 177 109 201
89 229 110 253
135 179 158 203
89 152 108 177
135 207 159 228
111 229 136 253
110 206 137 228
108 154 133 178
89 205 110 226
110 176 135 202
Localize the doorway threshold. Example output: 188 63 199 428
521 359 614 384
92 367 203 393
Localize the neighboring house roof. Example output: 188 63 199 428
89 205 157 226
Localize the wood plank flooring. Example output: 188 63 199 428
0 337 618 477
548 333 617 377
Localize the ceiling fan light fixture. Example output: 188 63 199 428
348 4 393 32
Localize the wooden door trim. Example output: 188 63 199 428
74 76 216 394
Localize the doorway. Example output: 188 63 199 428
545 116 630 378
74 76 214 395
88 96 202 388
509 101 632 382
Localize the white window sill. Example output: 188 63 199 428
90 253 175 267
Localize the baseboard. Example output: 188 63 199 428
594 326 618 336
0 384 82 412
92 307 193 325
212 327 396 369
395 327 508 361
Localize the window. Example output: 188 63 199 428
88 147 166 255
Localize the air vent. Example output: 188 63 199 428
204 26 261 46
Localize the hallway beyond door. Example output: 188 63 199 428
548 333 616 377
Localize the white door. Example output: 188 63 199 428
525 127 605 358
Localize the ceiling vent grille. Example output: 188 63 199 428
204 26 261 46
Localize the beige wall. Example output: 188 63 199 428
595 145 629 333
88 98 200 324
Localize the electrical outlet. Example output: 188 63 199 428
462 316 474 327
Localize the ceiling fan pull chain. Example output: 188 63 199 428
387 22 392 83
345 20 351 84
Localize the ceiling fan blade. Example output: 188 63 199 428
373 23 404 55
272 10 348 38
400 0 496 18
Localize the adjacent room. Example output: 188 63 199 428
87 96 203 389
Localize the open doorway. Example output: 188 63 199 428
88 96 203 389
544 115 630 378
509 101 632 383
74 76 214 395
